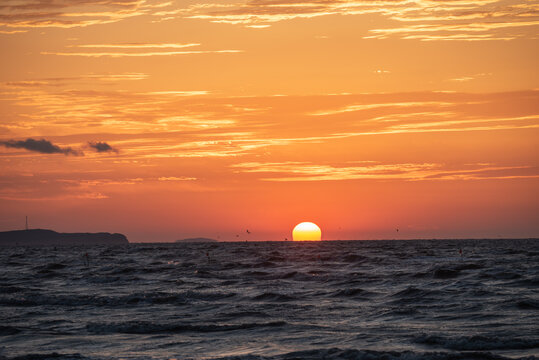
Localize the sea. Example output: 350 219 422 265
0 239 538 360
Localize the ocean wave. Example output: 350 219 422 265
433 268 461 279
414 334 539 350
217 310 271 320
5 261 25 266
252 292 296 302
207 348 538 360
219 349 537 360
86 320 287 334
428 262 485 279
0 290 235 307
342 254 368 263
0 354 86 360
390 286 441 303
331 288 373 298
516 299 539 310
42 263 68 271
241 270 271 277
0 325 20 336
479 270 523 280
279 271 298 279
1 349 537 360
0 286 23 294
254 261 278 268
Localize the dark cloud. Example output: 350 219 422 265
0 138 83 156
88 141 118 153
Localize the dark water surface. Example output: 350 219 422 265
0 239 538 360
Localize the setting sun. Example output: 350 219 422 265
292 222 322 241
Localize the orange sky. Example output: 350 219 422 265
0 0 538 242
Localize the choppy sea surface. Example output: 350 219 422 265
0 239 538 360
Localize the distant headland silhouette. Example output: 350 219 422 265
0 229 129 247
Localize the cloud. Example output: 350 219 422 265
71 43 200 49
39 42 241 58
0 89 537 204
365 19 539 41
0 0 172 30
178 0 539 41
88 141 118 153
2 73 149 88
232 161 441 181
1 89 537 160
447 73 492 82
158 176 197 181
0 174 210 201
231 161 538 182
41 50 242 58
309 101 454 116
1 0 536 42
0 138 83 156
4 81 51 87
0 29 27 34
143 91 208 96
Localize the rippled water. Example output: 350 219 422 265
0 239 538 360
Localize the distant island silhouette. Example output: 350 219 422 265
176 237 218 243
0 229 128 247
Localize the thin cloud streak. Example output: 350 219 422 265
71 43 201 49
41 50 242 57
231 162 538 182
3 73 149 87
366 20 539 41
158 176 197 181
0 29 27 34
309 101 455 116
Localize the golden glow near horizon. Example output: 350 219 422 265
0 0 537 242
293 222 322 241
